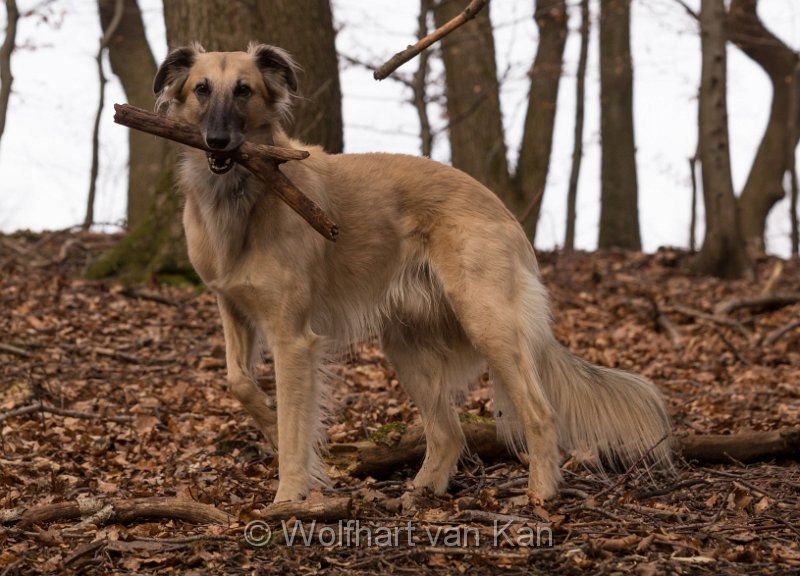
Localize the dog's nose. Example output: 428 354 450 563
206 134 231 150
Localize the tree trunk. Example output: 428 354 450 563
433 0 513 207
516 0 567 241
727 0 799 252
162 0 263 50
86 0 124 231
599 0 641 250
259 0 343 153
0 0 18 153
692 0 752 279
565 0 589 252
99 0 167 229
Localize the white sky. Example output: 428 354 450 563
0 0 798 256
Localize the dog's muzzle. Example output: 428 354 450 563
206 152 234 175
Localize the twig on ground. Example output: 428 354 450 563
0 402 134 424
0 342 31 357
665 305 751 338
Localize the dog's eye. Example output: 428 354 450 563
234 84 252 98
195 83 210 97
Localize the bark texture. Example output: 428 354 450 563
692 0 752 279
260 0 343 153
99 0 167 229
599 0 641 250
516 0 567 240
433 0 513 206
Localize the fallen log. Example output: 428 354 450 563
260 496 352 523
112 103 338 241
327 421 509 478
326 421 800 477
677 428 800 464
9 497 233 529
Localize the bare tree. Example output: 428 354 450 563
517 0 568 240
727 0 800 252
692 0 752 279
84 0 123 231
414 0 434 157
99 0 166 229
0 0 18 152
433 0 567 241
564 0 589 252
433 0 513 203
599 0 640 250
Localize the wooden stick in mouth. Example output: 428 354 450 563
113 103 339 241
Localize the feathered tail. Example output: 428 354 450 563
495 335 672 470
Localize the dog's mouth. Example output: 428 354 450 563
206 152 234 175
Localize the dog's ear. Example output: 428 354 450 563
153 43 204 96
248 43 299 95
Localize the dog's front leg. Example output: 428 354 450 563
269 330 323 503
218 298 278 449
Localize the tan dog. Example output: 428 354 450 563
153 43 672 504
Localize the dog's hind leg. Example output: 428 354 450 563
429 230 562 503
381 325 482 494
218 298 278 449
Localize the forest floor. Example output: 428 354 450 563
1 230 799 575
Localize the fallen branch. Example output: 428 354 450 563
327 421 508 478
373 0 488 80
260 496 352 523
678 428 800 464
665 304 750 338
327 421 800 478
0 401 134 424
0 342 31 357
112 104 338 242
714 292 800 316
764 320 800 346
10 497 232 529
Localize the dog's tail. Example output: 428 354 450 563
495 335 672 470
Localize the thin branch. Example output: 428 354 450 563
374 0 487 80
0 401 134 424
84 0 123 231
565 0 589 251
0 342 30 357
764 320 800 346
414 0 433 157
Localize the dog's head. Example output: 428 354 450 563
153 42 299 174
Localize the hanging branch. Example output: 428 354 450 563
373 0 487 80
112 104 338 241
84 0 124 231
564 0 590 252
0 0 19 151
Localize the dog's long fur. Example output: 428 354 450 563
154 43 672 503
